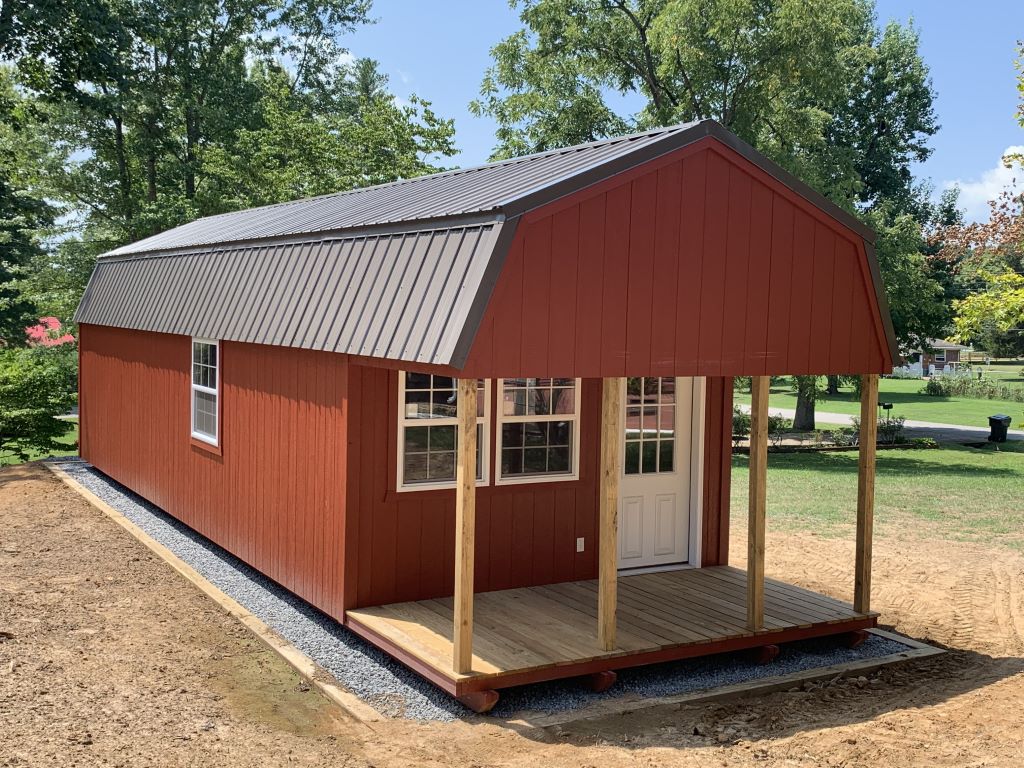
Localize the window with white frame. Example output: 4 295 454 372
191 339 219 445
497 378 580 482
398 374 489 489
934 349 946 363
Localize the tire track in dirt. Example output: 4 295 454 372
992 560 1024 654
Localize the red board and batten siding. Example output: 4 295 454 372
460 140 891 379
78 323 350 620
78 325 733 614
343 365 734 609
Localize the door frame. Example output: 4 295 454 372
617 376 706 574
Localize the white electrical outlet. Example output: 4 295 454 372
576 537 585 553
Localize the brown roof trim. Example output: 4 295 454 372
448 217 520 369
862 240 899 365
702 123 877 245
503 120 877 245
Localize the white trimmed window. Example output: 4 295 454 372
497 378 580 484
398 374 489 490
191 339 219 445
934 349 946 363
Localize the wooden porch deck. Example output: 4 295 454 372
344 565 878 697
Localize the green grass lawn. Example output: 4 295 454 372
734 377 1024 429
0 420 79 468
731 440 1024 551
977 362 1024 387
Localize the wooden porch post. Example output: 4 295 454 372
598 377 623 651
453 378 478 674
855 374 879 614
747 376 770 631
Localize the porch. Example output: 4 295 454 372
345 564 878 699
344 374 881 712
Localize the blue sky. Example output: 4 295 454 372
348 1 1024 221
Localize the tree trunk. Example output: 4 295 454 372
184 104 198 199
146 148 157 203
826 375 840 395
793 375 817 430
112 114 132 222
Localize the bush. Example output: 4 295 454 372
767 414 791 447
851 413 906 445
0 345 78 463
920 375 1024 403
732 406 750 446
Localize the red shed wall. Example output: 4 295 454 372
343 365 734 609
461 140 891 378
78 324 349 620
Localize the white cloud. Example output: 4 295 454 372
396 68 411 85
943 146 1024 223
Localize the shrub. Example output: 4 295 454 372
850 414 906 445
732 406 750 446
767 414 791 447
829 428 857 446
0 345 78 463
878 414 906 445
920 375 1024 403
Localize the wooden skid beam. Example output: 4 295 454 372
747 376 769 630
855 374 879 614
453 378 478 674
751 644 780 665
585 670 618 693
457 690 500 714
598 377 623 651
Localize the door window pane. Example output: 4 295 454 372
624 377 676 475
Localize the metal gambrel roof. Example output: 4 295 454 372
76 222 511 365
75 119 886 367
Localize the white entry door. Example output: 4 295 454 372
618 377 694 570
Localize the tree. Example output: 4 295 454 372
0 67 56 344
1 0 454 253
0 345 78 463
0 0 457 331
952 271 1024 345
930 42 1024 355
476 0 944 428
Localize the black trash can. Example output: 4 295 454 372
989 414 1012 443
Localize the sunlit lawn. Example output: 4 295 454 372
731 440 1024 551
0 420 78 468
734 377 1024 429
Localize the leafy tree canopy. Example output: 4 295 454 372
473 0 937 216
0 0 457 328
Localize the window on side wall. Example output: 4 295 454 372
191 339 219 445
397 374 489 491
497 378 580 484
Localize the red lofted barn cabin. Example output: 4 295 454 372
75 120 896 712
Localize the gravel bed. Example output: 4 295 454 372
52 458 915 722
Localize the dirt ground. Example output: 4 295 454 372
2 463 1023 767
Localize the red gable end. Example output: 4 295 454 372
461 136 892 378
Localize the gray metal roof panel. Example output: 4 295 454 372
76 222 510 367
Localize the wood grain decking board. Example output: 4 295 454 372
344 565 877 687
